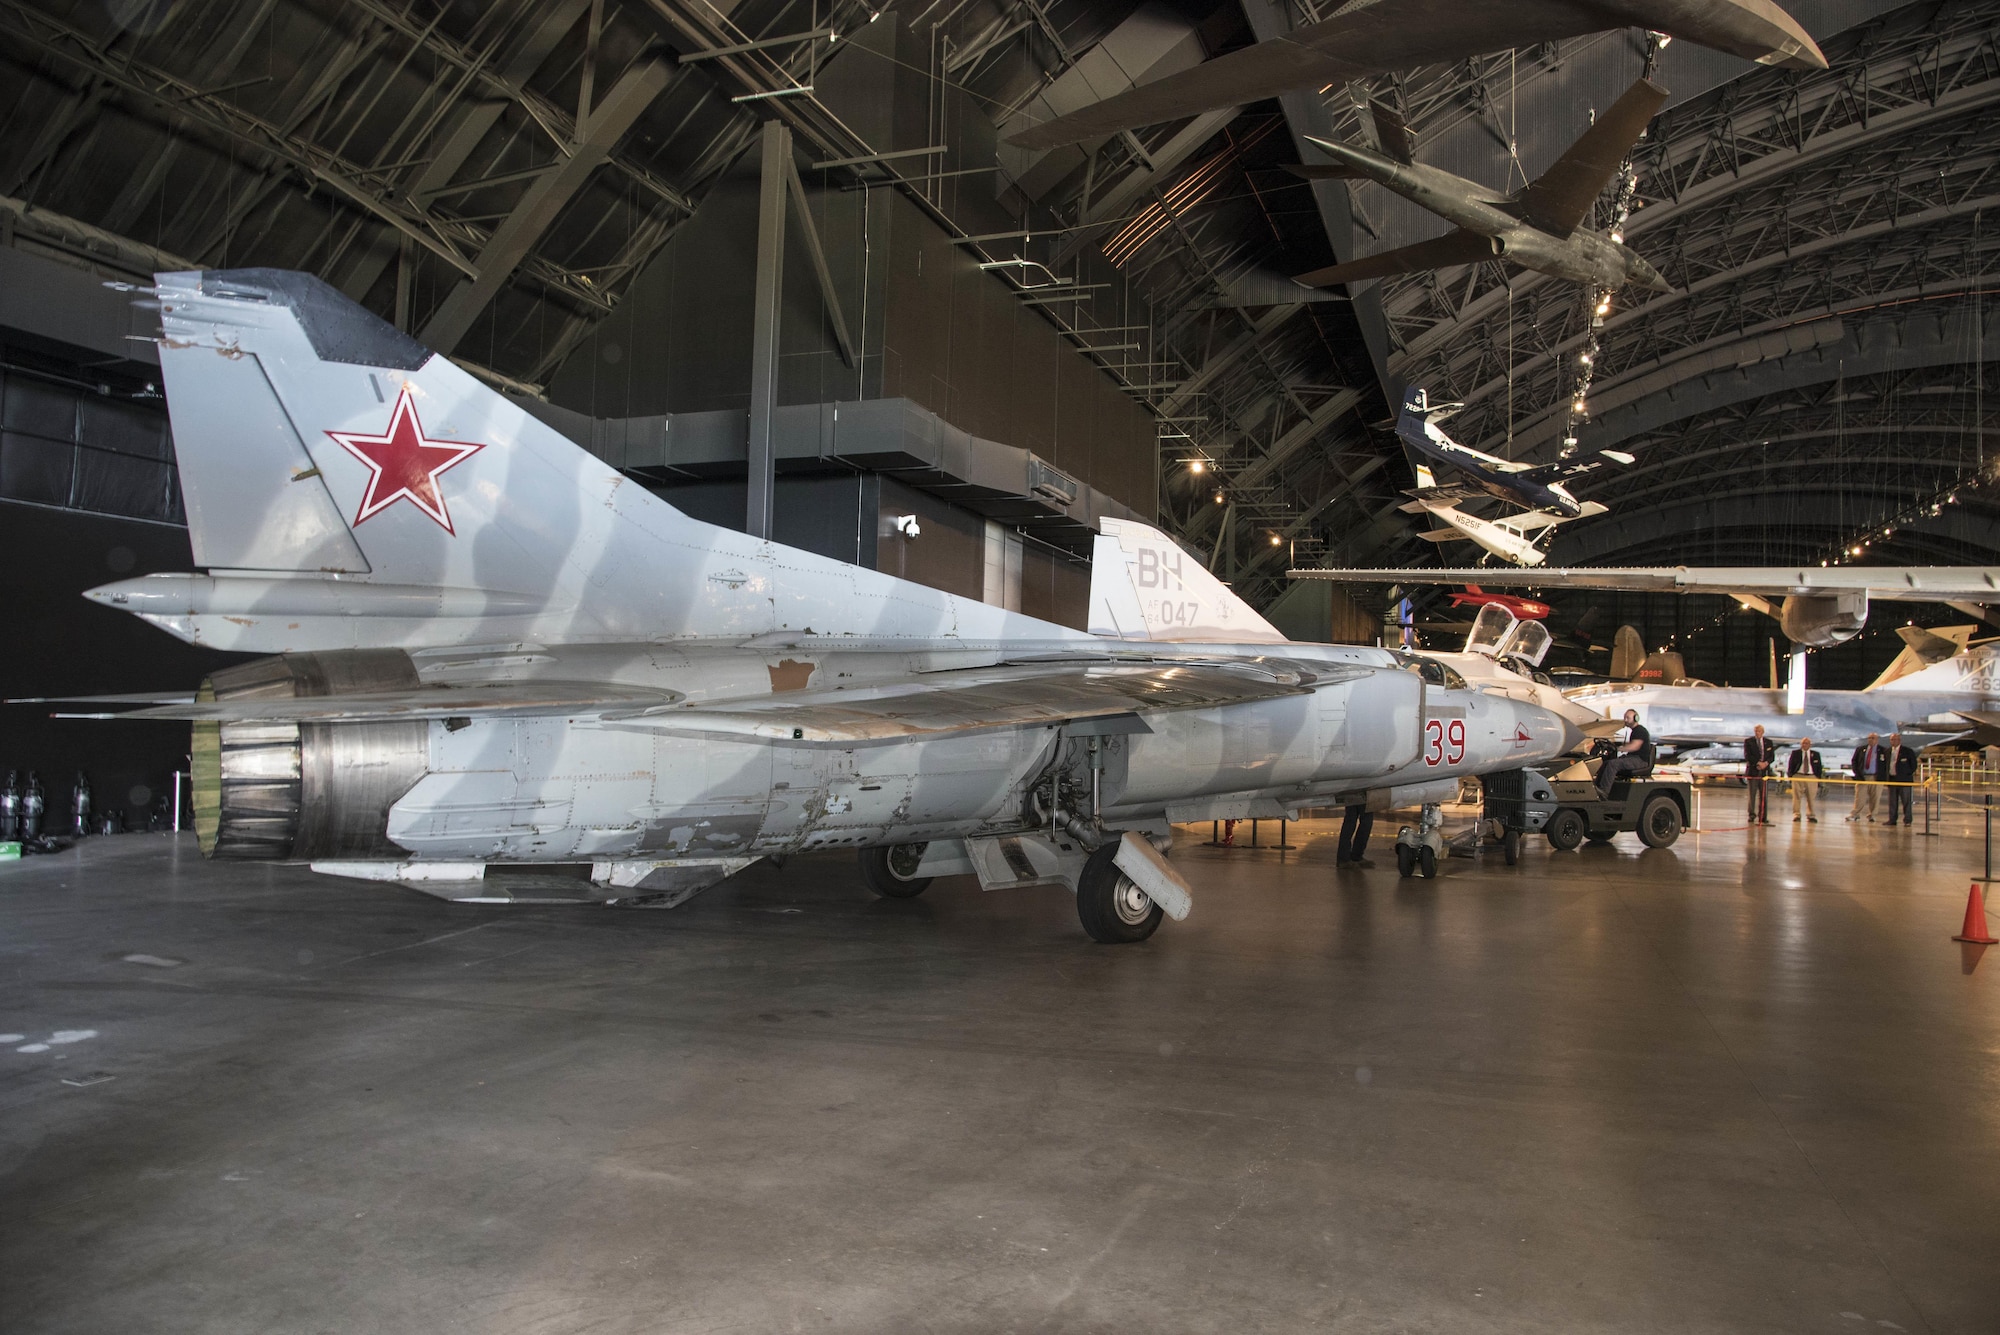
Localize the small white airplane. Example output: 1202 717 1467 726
1399 465 1608 568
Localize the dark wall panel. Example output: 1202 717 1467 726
1021 543 1089 630
0 502 242 830
875 477 983 600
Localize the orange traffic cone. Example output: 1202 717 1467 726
1954 883 1999 944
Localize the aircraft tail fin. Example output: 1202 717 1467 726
114 269 1084 654
1869 625 1983 690
1609 624 1646 681
1087 518 1287 643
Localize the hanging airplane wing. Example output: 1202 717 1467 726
1511 79 1670 237
1294 229 1497 288
1004 0 1823 150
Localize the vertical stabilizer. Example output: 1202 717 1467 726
1088 518 1287 643
110 269 1091 654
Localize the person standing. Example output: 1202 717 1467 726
1848 733 1886 821
1788 737 1823 823
1744 725 1778 825
1336 802 1375 868
1885 732 1919 826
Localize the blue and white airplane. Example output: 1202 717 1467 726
1396 387 1633 520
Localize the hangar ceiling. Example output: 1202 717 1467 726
0 0 1992 621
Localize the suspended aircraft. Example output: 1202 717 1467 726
1449 587 1551 621
1394 386 1633 520
1400 481 1603 568
30 269 1581 944
1566 626 2000 753
1292 79 1675 293
1004 0 1824 151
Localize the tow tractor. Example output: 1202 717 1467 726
1482 744 1691 863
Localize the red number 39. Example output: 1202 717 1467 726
1425 718 1467 767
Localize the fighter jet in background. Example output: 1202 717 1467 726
1568 625 2000 753
1294 79 1675 293
30 270 1581 944
1005 0 1824 151
1394 387 1633 520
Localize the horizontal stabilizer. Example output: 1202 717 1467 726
1294 229 1497 288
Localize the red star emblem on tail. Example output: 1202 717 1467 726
325 386 485 533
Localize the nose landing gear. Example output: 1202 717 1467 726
1395 803 1445 879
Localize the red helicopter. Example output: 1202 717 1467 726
1447 585 1551 621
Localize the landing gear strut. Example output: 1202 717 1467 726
1395 803 1445 879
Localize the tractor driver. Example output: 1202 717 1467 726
1596 708 1653 798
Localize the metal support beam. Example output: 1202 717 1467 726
781 154 856 367
747 120 791 541
421 57 674 353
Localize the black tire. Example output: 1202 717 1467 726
1502 827 1520 866
1396 843 1416 877
859 843 932 898
1419 845 1438 879
1546 808 1587 851
1075 843 1162 944
1638 796 1685 849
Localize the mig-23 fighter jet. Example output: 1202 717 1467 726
40 269 1581 943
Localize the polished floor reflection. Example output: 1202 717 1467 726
2 821 1995 1333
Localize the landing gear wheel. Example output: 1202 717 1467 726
1546 808 1587 852
1638 796 1685 849
1396 844 1416 878
1502 827 1520 866
1076 843 1162 944
1419 845 1438 879
859 843 932 898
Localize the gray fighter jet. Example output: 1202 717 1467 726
1005 0 1824 151
1567 626 2000 752
1293 79 1673 293
34 269 1581 943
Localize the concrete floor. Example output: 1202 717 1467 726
3 815 1997 1334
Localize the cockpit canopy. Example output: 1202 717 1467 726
1465 602 1554 667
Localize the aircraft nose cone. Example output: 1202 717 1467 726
1560 716 1587 756
1626 252 1673 293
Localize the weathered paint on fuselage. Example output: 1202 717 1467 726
379 640 1574 862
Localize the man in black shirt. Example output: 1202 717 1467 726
1597 709 1653 798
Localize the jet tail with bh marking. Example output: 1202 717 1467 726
93 269 1091 656
1087 518 1287 643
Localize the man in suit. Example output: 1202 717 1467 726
1885 732 1920 825
1744 725 1778 825
1788 736 1824 823
1849 733 1887 821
